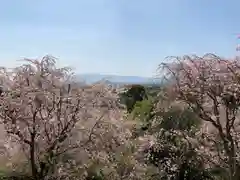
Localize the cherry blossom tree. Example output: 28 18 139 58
160 53 240 180
0 56 120 179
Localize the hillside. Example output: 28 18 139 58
1 54 240 180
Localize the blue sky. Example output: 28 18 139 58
0 0 239 77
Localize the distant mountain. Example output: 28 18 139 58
75 73 161 85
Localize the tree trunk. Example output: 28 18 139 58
30 133 38 180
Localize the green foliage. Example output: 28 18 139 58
208 167 229 180
86 170 104 180
0 165 32 180
130 98 155 135
0 170 33 180
145 85 163 98
146 131 213 180
140 104 208 179
131 98 154 122
119 84 148 113
159 106 201 132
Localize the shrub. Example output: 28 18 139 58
160 106 201 132
131 99 154 122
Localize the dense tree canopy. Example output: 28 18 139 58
3 54 240 180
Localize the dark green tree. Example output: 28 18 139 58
159 107 201 132
120 84 148 113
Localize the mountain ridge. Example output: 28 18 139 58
75 73 160 85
